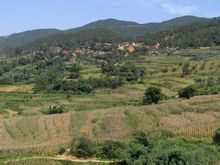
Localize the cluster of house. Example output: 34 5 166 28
117 42 161 53
32 41 177 60
48 42 113 57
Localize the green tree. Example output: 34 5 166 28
118 131 152 164
182 63 191 76
0 76 14 85
69 63 81 79
142 86 162 105
34 68 64 92
178 86 197 99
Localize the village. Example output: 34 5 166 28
35 41 178 60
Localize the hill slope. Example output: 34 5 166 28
0 29 61 53
138 17 220 48
27 28 130 49
0 16 209 53
73 16 208 36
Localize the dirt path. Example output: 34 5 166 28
4 155 116 164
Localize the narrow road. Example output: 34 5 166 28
4 155 116 164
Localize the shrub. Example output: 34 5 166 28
161 68 169 73
70 137 94 158
133 131 152 148
34 68 64 92
97 140 124 159
58 145 66 155
43 105 65 115
142 86 162 105
154 149 187 165
172 67 177 72
118 131 151 164
68 63 81 79
78 83 93 93
0 76 14 85
197 85 220 95
178 86 197 99
213 128 220 145
182 63 191 76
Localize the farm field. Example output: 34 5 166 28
0 47 220 164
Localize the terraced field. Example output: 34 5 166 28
0 94 219 156
0 113 71 154
0 47 219 163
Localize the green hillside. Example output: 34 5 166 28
138 17 220 48
27 28 130 50
0 29 61 53
0 16 209 54
72 16 208 36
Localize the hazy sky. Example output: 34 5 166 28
0 0 219 36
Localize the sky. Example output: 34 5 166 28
0 0 220 36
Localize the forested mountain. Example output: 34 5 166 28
138 17 220 48
0 29 61 53
0 16 209 53
27 28 130 50
71 16 208 36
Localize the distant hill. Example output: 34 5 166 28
73 16 209 36
26 16 210 50
27 28 130 49
137 17 220 48
0 16 214 53
0 29 61 53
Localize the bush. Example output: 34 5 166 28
178 86 197 99
0 76 14 85
34 68 64 92
58 145 67 155
142 86 162 105
197 85 220 95
182 63 191 76
154 149 187 165
71 137 94 158
97 140 124 159
133 131 152 148
118 131 151 164
78 83 93 93
213 128 220 145
42 105 65 115
68 63 81 79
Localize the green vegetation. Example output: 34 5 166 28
61 131 220 164
70 137 95 158
138 17 220 48
0 29 61 54
178 86 197 99
0 16 219 164
41 105 65 115
142 86 163 104
213 128 220 145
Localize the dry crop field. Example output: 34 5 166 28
0 47 219 161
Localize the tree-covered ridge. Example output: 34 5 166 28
0 29 61 53
74 16 208 36
0 15 210 54
23 16 218 51
26 28 131 50
138 17 220 48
